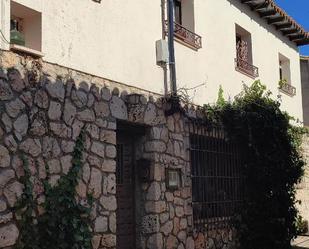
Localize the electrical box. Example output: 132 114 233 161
156 39 169 65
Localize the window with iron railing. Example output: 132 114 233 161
278 54 296 96
189 124 244 230
235 24 259 78
166 0 202 50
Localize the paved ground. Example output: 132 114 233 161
292 236 309 248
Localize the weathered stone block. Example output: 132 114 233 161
34 89 49 109
89 167 102 198
42 136 61 158
4 181 24 207
0 223 19 247
166 235 178 249
13 114 28 137
146 182 161 201
63 100 76 125
1 113 12 133
91 142 105 158
50 123 72 138
100 130 116 145
161 220 173 236
147 233 163 249
91 235 101 249
0 169 15 188
109 212 116 233
77 109 95 122
141 215 160 234
100 195 117 211
30 112 47 136
46 80 65 102
110 96 128 120
145 141 166 153
5 98 25 118
94 216 108 232
105 145 116 159
101 234 116 247
0 80 13 101
71 89 88 108
47 159 61 174
94 101 110 118
0 145 10 168
48 101 62 120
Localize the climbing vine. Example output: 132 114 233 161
203 81 305 249
15 128 93 249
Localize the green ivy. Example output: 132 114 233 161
204 81 305 249
15 128 93 249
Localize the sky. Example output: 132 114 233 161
275 0 309 55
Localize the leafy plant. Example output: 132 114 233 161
216 85 226 107
15 128 93 249
279 78 288 89
203 80 305 249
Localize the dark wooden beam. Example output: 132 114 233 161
268 16 285 25
282 29 299 36
276 22 292 30
259 9 277 18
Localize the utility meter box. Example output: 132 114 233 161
156 39 169 65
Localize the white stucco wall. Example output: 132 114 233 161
0 0 304 121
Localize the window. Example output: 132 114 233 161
167 0 202 50
278 53 296 96
235 24 259 78
174 0 182 25
10 1 42 56
189 125 243 230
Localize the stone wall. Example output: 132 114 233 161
0 51 236 249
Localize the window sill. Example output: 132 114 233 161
10 44 44 58
174 37 199 51
279 88 296 97
235 67 258 79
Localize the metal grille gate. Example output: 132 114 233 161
189 122 244 230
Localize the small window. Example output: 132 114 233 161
278 54 291 85
10 1 42 56
278 53 296 96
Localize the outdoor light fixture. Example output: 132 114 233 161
166 169 181 190
10 19 25 46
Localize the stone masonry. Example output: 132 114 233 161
0 51 236 249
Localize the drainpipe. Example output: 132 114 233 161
161 0 168 95
167 0 177 96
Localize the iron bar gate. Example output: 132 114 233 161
188 121 244 231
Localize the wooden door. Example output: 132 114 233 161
116 133 136 249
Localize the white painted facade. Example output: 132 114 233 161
0 0 305 121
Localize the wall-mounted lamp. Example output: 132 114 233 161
166 169 181 190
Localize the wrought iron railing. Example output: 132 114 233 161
235 57 259 78
165 21 202 49
279 83 296 96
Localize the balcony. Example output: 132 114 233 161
235 57 259 78
279 83 296 96
165 21 202 50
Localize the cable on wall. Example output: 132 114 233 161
0 29 10 44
